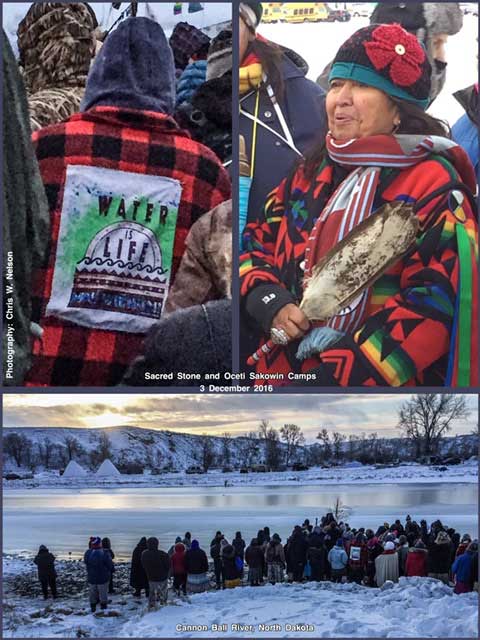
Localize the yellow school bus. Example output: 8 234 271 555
281 3 329 23
262 3 284 23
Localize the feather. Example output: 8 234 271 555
300 201 419 321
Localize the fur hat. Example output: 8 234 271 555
206 28 232 81
329 23 432 109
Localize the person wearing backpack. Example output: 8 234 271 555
266 533 285 585
348 533 368 584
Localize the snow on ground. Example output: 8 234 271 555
4 461 477 490
2 555 477 639
258 13 479 127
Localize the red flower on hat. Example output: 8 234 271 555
363 24 426 87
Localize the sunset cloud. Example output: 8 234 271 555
3 394 477 442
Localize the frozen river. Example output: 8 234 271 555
3 483 476 560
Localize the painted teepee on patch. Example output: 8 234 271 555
95 458 121 477
63 460 87 477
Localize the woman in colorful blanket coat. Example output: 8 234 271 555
240 23 477 388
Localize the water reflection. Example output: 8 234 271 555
4 483 477 559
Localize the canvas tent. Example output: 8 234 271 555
95 458 121 477
62 460 87 477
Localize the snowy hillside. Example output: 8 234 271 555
3 426 478 475
3 426 478 477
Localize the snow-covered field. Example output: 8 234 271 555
2 555 477 639
4 461 477 489
259 13 478 127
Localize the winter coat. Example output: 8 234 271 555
307 545 327 576
165 199 232 312
452 85 479 176
397 544 409 575
3 34 50 385
84 548 114 585
240 138 477 387
266 540 285 565
245 543 264 569
171 542 187 576
452 551 475 584
130 538 149 590
428 542 453 574
222 545 241 581
240 46 326 226
176 73 232 163
122 299 231 386
232 536 246 561
348 543 368 570
405 549 428 577
375 551 399 587
25 19 230 387
210 537 223 560
328 546 348 571
34 546 56 580
176 60 207 107
185 547 209 574
141 538 170 582
286 531 308 565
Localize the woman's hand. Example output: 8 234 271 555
271 303 310 341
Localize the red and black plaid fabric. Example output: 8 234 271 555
26 106 231 386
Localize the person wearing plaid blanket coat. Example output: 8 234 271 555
25 17 231 387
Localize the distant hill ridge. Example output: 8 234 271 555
3 426 478 473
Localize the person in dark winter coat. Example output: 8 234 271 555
34 545 57 599
84 536 114 612
232 531 246 561
130 537 149 598
306 530 327 582
185 539 209 593
286 526 308 582
265 533 285 584
102 537 115 594
239 2 326 228
405 541 428 577
245 538 264 586
427 531 453 584
222 544 241 588
25 16 231 387
141 537 170 610
183 532 192 550
210 531 225 589
171 542 187 595
452 541 477 594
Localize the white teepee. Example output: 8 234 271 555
62 460 87 477
95 458 121 477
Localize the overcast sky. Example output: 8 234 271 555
3 394 477 442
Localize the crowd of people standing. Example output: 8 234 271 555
33 514 478 612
